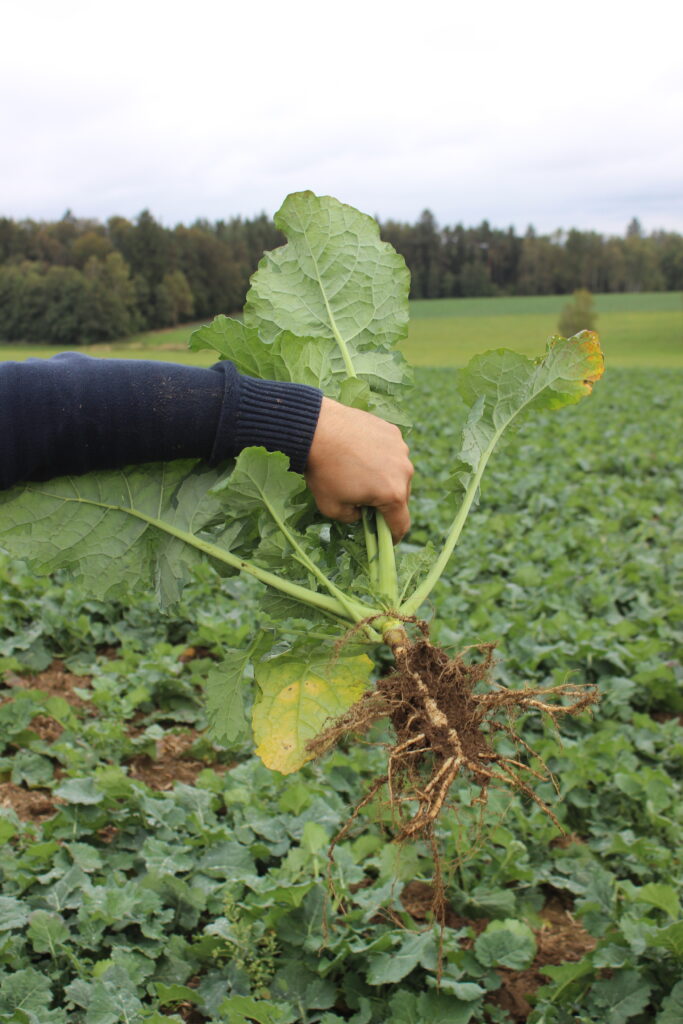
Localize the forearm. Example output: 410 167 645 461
0 353 322 490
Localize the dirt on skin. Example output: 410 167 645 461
310 626 598 845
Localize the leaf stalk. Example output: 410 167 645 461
400 434 497 615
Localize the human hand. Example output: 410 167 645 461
305 397 414 542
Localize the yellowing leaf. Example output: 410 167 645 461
252 652 373 774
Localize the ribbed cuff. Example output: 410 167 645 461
210 367 323 474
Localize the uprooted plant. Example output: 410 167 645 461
0 191 604 849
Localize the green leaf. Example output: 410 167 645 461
591 969 652 1024
245 191 410 362
0 816 18 844
217 995 296 1024
539 958 594 986
191 317 412 423
191 317 341 388
84 981 144 1024
0 967 53 1014
657 980 683 1023
456 332 604 481
212 447 308 526
252 647 373 774
474 918 537 969
53 777 104 805
155 983 200 1006
205 651 250 745
402 331 605 615
0 896 30 932
388 990 479 1024
0 461 226 605
27 910 70 954
65 842 104 873
366 930 438 984
11 750 54 787
300 821 329 855
633 882 680 918
646 921 683 959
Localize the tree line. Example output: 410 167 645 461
0 209 681 345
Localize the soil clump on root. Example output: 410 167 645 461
309 625 598 845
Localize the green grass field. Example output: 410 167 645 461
404 292 683 368
1 291 681 367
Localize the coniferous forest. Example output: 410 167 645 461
0 208 681 345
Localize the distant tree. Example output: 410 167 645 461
651 231 683 290
72 230 114 268
558 289 598 337
82 253 140 342
626 216 643 238
1 207 681 344
40 266 90 344
622 232 665 292
459 259 496 297
156 270 194 326
516 229 564 295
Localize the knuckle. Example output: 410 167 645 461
385 486 406 507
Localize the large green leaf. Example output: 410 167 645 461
191 301 412 423
252 646 373 774
212 447 308 525
456 331 605 482
244 191 410 356
190 317 342 389
0 461 227 604
401 331 604 615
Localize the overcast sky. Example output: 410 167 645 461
2 0 682 236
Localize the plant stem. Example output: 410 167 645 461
377 512 398 606
262 499 371 624
49 490 365 623
400 435 498 616
362 508 380 587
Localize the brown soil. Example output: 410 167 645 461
400 879 474 931
0 662 95 822
651 711 683 726
490 896 597 1020
400 881 595 1021
125 731 230 790
311 629 597 844
3 659 93 711
0 781 64 822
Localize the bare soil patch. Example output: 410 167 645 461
399 881 595 1021
125 730 230 790
491 896 596 1020
3 659 93 711
0 781 64 822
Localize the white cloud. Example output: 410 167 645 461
1 0 681 233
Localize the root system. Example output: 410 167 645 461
309 624 598 845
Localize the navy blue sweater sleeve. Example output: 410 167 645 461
0 353 322 491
